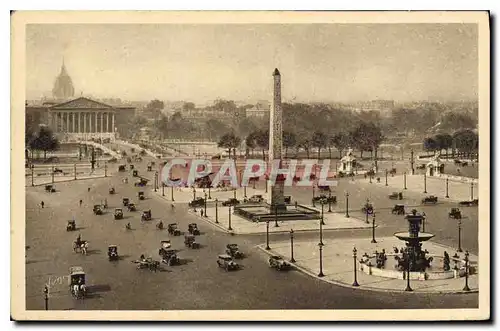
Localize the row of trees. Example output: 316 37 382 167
218 121 385 160
423 129 479 159
25 126 60 160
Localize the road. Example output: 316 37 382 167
25 148 478 310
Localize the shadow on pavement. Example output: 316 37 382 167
87 284 111 293
85 249 102 255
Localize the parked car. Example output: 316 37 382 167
222 198 240 207
268 255 291 270
421 196 438 205
188 197 205 208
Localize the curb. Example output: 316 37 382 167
256 245 478 295
27 175 108 187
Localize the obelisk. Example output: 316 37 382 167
267 68 287 212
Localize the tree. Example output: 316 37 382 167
441 112 476 131
245 131 258 157
434 133 453 157
453 129 478 159
182 102 196 111
297 136 312 159
350 122 384 159
255 130 269 160
205 119 230 141
30 126 59 159
217 132 241 159
283 131 297 158
423 137 438 155
311 131 328 159
330 132 352 158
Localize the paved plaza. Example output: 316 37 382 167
258 236 478 293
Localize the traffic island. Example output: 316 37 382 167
257 236 478 294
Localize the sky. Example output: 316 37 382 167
26 23 478 104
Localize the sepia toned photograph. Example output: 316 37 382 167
11 11 490 321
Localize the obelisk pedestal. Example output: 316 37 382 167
267 68 287 213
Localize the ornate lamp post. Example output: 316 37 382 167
31 165 34 186
233 188 237 199
74 163 77 180
320 199 326 226
51 165 55 184
457 217 463 252
289 229 296 263
470 182 474 200
162 182 165 196
410 149 415 175
352 247 359 286
345 191 350 218
154 171 158 192
403 172 407 190
193 187 196 201
312 184 316 207
104 161 107 177
405 252 413 292
328 191 332 213
265 180 268 193
171 186 174 201
228 206 232 231
385 169 388 186
369 172 372 183
43 285 49 310
371 213 377 243
422 212 426 232
319 214 324 245
204 192 208 217
215 198 219 223
208 185 212 199
265 220 270 250
274 205 279 227
318 242 325 277
423 172 427 193
446 178 450 198
463 251 471 291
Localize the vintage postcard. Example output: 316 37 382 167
11 11 490 321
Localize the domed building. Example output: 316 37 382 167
52 59 75 100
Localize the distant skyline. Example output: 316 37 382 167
26 24 478 103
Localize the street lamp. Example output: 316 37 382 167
318 242 325 277
446 178 450 198
265 220 270 250
328 191 332 213
233 188 237 199
31 165 34 186
265 180 268 193
463 251 471 291
371 213 377 243
171 186 174 201
193 188 196 201
320 200 325 225
312 184 316 207
345 191 350 218
403 172 407 190
385 169 388 186
422 212 426 232
352 247 359 287
369 173 372 183
289 229 296 263
423 172 427 193
51 165 54 184
204 192 208 217
274 205 279 227
410 149 415 175
470 182 474 200
405 252 413 292
215 198 219 223
457 217 463 252
162 182 165 196
154 171 158 192
228 206 232 231
319 213 324 245
208 185 212 199
74 163 77 180
104 161 107 177
43 285 49 310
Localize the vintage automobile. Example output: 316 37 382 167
138 191 145 200
127 203 137 212
129 164 134 170
158 248 180 266
217 254 239 271
141 210 152 221
284 195 292 204
244 194 264 203
118 165 126 172
109 187 116 195
459 199 478 207
268 255 291 270
188 197 205 208
422 195 438 205
361 202 374 215
133 170 138 177
168 223 182 236
388 192 403 200
68 266 87 298
184 234 201 249
226 244 244 259
188 223 201 235
93 204 103 215
312 194 337 204
114 208 124 220
317 185 331 192
45 184 56 193
134 178 148 187
147 165 152 172
108 245 119 261
391 204 406 215
222 198 240 207
449 208 462 219
122 197 130 206
66 220 76 231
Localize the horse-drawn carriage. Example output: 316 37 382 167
69 266 87 299
226 244 244 259
108 245 119 261
73 240 88 255
138 191 145 200
391 204 405 215
45 184 56 193
67 220 76 231
422 195 438 205
388 192 403 200
122 197 130 206
449 208 462 219
109 187 115 194
168 223 181 236
127 203 136 212
141 210 152 221
184 234 200 249
188 223 200 235
158 248 180 266
114 208 124 220
93 204 103 215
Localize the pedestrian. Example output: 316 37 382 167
79 199 83 207
88 187 91 192
201 209 204 217
41 201 45 208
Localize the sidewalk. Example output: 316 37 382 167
258 236 478 294
356 174 479 202
27 171 107 187
158 186 268 203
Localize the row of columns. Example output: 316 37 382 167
49 111 115 133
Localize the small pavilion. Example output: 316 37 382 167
340 148 357 174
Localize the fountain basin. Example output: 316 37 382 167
394 232 435 242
